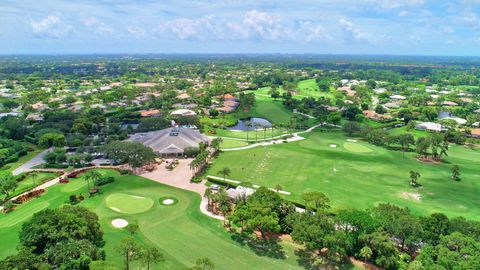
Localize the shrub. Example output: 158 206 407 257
3 201 15 213
94 177 115 186
119 169 132 175
184 147 200 157
13 189 45 204
69 195 79 205
59 178 69 183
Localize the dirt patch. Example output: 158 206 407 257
350 257 383 270
400 191 422 201
416 156 442 164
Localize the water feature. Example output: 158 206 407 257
227 117 272 131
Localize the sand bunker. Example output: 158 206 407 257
347 139 358 142
400 192 421 201
329 144 337 148
111 218 128 228
163 199 174 205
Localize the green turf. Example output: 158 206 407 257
105 193 154 214
219 138 250 149
296 79 336 100
12 172 57 197
343 142 373 153
0 169 361 270
209 130 480 220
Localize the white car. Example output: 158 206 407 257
210 184 220 191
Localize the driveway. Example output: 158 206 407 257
12 148 51 176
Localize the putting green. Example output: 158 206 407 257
105 193 154 214
343 142 373 153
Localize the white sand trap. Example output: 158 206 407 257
132 195 147 199
347 139 358 142
329 144 337 148
163 199 175 205
400 192 421 201
110 207 122 212
112 218 128 228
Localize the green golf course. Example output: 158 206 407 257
0 169 361 270
209 130 480 220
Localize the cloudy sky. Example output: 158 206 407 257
1 0 480 55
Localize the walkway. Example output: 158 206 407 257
140 159 223 221
220 123 323 151
12 148 52 175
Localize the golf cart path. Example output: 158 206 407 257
12 148 52 175
140 159 223 221
220 123 323 151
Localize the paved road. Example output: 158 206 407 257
12 148 51 176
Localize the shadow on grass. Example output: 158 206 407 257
295 248 355 270
230 232 286 259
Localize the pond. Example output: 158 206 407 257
227 117 272 131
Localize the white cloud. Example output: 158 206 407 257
339 18 373 42
156 15 219 40
365 0 425 9
297 21 333 42
30 15 72 38
241 10 292 41
81 17 113 34
126 26 146 39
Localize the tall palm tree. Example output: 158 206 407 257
29 172 38 190
254 123 260 141
271 124 275 140
204 188 213 210
85 170 102 190
245 121 251 141
217 167 231 188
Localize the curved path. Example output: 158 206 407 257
220 123 323 151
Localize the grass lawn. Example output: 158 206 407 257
218 138 250 149
208 130 480 220
296 79 336 100
11 172 58 198
0 169 361 270
212 128 290 141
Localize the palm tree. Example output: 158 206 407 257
85 170 102 190
245 121 251 141
204 188 213 210
274 184 283 193
254 123 260 141
217 167 231 188
271 124 276 140
29 172 38 190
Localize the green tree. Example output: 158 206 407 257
0 173 17 199
343 121 361 137
191 257 215 270
139 246 163 270
409 170 420 187
115 237 141 270
38 133 66 148
359 246 373 263
451 165 460 181
397 134 415 158
101 141 156 168
85 170 102 191
300 191 330 212
19 206 103 253
217 167 231 188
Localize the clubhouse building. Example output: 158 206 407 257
128 127 210 157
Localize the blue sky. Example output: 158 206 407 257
1 0 480 55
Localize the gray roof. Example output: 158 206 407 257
128 127 209 154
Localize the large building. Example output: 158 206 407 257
128 127 209 157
